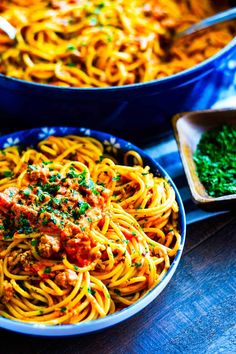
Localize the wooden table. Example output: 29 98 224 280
1 213 235 354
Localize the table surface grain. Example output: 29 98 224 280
0 212 235 354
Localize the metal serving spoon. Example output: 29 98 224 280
0 7 236 41
176 7 236 39
0 16 16 40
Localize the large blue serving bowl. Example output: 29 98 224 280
0 127 186 337
0 37 235 141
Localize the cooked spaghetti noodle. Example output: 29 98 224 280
0 0 235 87
0 135 180 325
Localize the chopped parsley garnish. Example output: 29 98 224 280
3 171 13 178
194 125 236 197
67 170 79 179
114 289 121 296
44 267 51 274
67 62 76 67
31 239 39 247
88 287 96 295
42 183 60 195
18 214 33 234
27 165 37 172
50 215 57 225
49 174 61 182
42 217 49 226
92 188 100 195
112 175 121 181
123 239 129 244
134 261 142 268
38 193 46 202
107 35 113 42
23 188 31 197
53 197 61 205
61 307 67 313
78 170 88 186
72 202 90 220
67 44 76 51
78 202 90 215
4 233 14 240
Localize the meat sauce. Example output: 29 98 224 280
0 164 110 271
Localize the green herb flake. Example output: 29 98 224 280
50 215 57 225
114 289 121 296
112 175 121 181
61 307 67 313
88 287 96 295
49 174 61 183
42 217 49 226
107 35 113 42
3 171 13 178
92 188 100 195
31 239 39 247
78 202 90 215
44 267 51 274
67 44 76 51
134 261 142 268
23 188 31 197
67 62 76 67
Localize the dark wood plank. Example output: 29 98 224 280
184 212 235 253
1 215 236 354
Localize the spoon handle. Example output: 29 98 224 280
0 16 17 40
176 7 236 39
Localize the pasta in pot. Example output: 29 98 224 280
0 135 180 325
0 0 235 87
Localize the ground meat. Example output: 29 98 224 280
18 250 34 269
7 250 34 271
0 241 9 253
12 203 38 224
54 269 78 288
38 235 61 258
0 187 18 212
28 166 49 183
1 281 14 303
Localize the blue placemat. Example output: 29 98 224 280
144 58 236 224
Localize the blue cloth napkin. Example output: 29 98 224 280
144 58 236 224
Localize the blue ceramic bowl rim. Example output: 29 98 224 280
0 35 235 94
0 127 186 336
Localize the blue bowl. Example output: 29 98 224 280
0 127 186 336
0 37 235 142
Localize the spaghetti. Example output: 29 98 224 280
0 135 180 325
0 0 235 87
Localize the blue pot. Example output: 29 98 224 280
0 37 235 141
